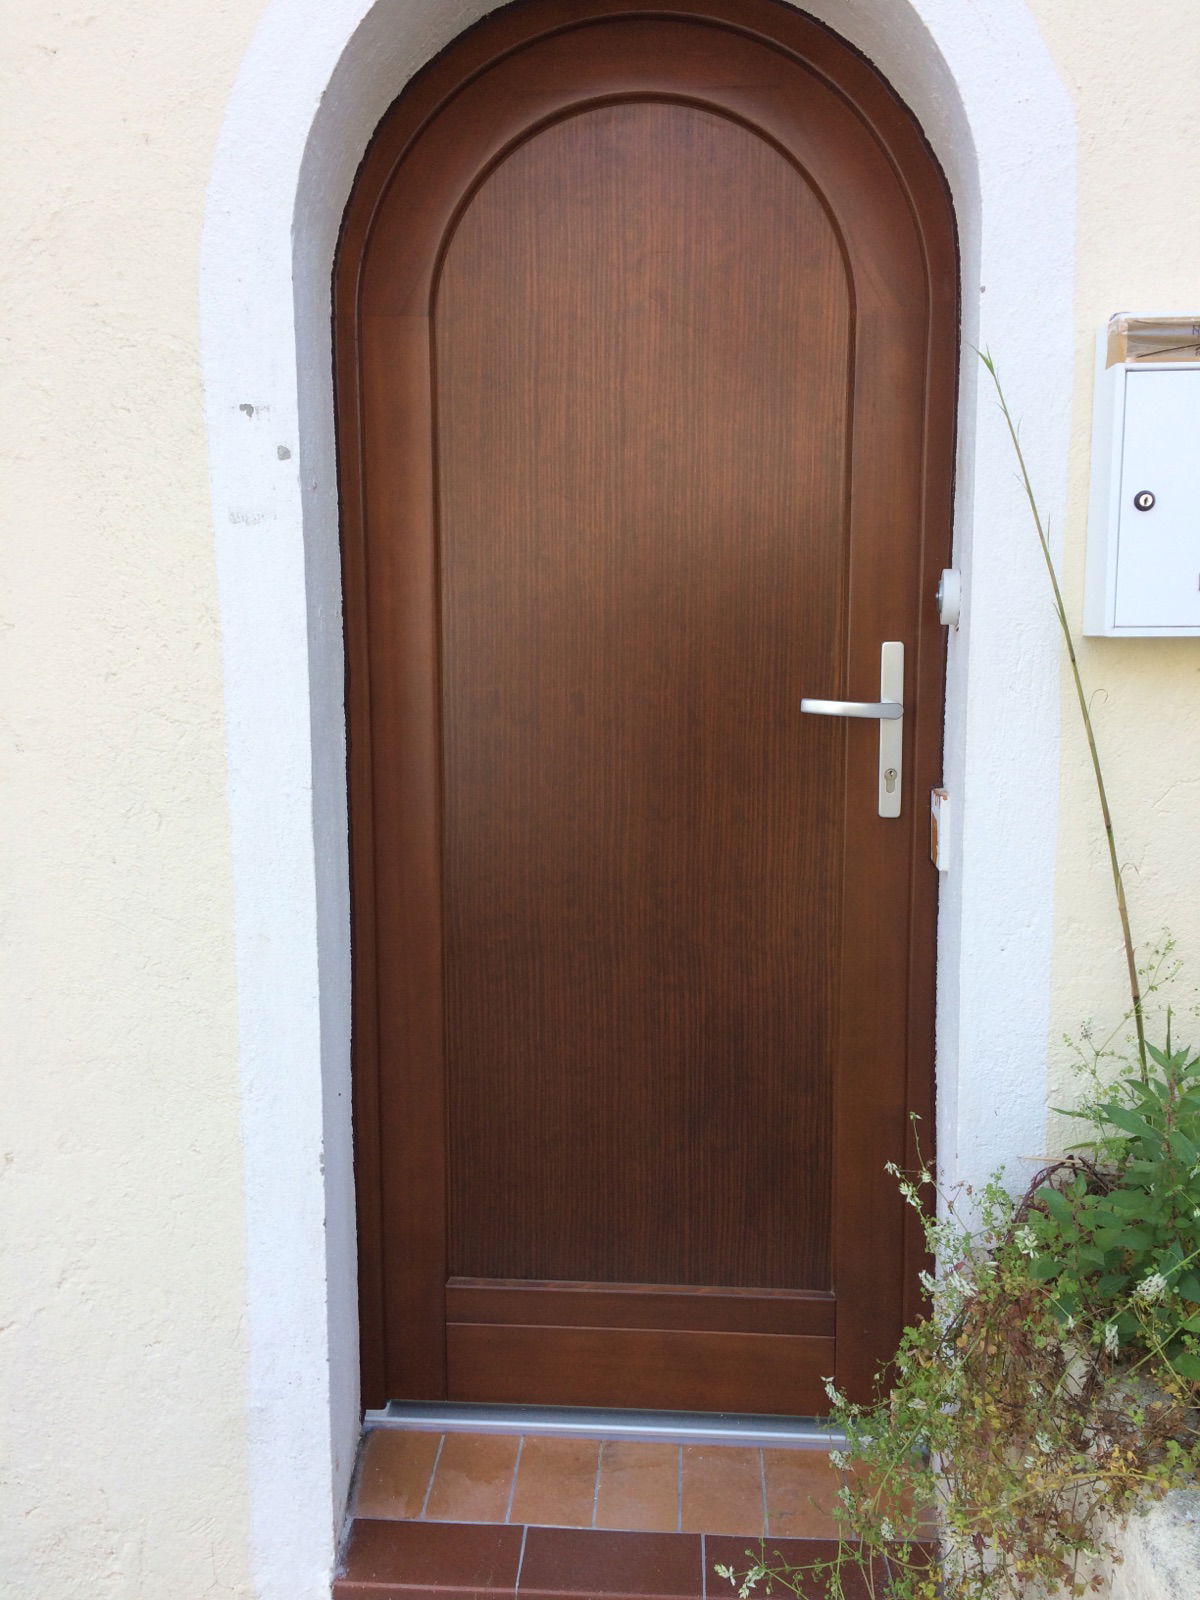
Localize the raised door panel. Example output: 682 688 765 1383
438 101 848 1296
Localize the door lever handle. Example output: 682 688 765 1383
800 642 904 817
799 697 902 720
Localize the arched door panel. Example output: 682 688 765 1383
337 0 957 1412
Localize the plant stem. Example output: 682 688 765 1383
979 353 1147 1079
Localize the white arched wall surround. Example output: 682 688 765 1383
201 2 1075 1593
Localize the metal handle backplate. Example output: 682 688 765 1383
800 642 904 817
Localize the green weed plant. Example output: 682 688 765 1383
717 1053 1200 1597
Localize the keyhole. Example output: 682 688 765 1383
884 767 898 794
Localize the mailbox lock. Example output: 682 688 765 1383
1133 490 1156 511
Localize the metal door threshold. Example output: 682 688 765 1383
364 1400 846 1448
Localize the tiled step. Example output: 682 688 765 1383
333 1519 902 1598
334 1429 933 1598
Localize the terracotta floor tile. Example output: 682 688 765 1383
510 1435 600 1528
679 1446 764 1535
519 1526 702 1598
844 1459 939 1537
336 1517 523 1594
762 1449 843 1539
424 1431 522 1523
353 1428 442 1520
594 1441 681 1532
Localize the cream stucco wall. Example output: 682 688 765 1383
2 5 262 1596
3 2 1199 1598
1029 1 1200 1119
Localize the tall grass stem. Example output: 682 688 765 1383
980 352 1147 1078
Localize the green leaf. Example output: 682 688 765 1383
1029 1255 1061 1282
1108 1190 1151 1213
1101 1105 1157 1140
1096 1273 1130 1297
1169 1129 1200 1164
1094 1227 1151 1252
1176 1271 1200 1305
1041 1188 1075 1226
1170 1351 1200 1381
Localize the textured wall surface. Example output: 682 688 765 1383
1029 0 1200 1120
1106 1491 1200 1600
1 4 262 1596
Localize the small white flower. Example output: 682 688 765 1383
829 1450 849 1470
918 1170 932 1186
909 1397 927 1411
880 1519 896 1542
822 1376 846 1407
1013 1225 1038 1258
1103 1322 1120 1357
1134 1272 1168 1303
1035 1431 1054 1454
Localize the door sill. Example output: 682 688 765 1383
365 1400 846 1448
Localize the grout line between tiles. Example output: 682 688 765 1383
700 1532 708 1600
676 1443 683 1534
418 1434 445 1520
504 1435 525 1525
591 1440 604 1529
758 1448 768 1538
514 1523 529 1593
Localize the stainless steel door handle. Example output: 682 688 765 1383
799 698 902 720
801 642 904 817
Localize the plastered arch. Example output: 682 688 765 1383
201 3 1074 1593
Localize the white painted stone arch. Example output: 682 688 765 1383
201 4 1075 1593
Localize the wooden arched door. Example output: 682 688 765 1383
337 0 957 1414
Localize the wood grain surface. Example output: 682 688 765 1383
336 0 958 1412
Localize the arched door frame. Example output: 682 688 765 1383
201 3 1075 1593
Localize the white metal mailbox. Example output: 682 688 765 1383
1084 316 1200 637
